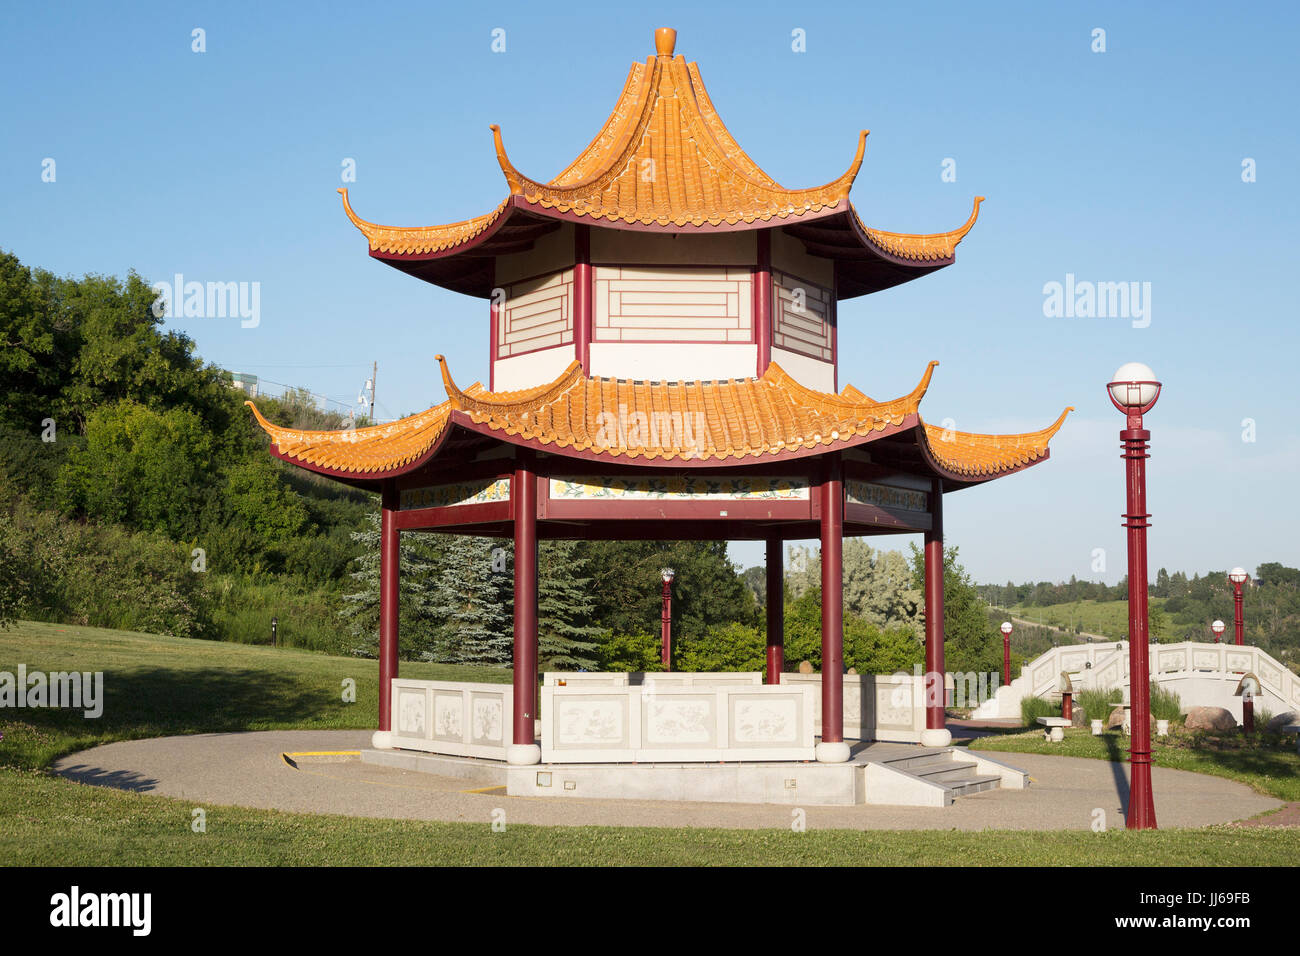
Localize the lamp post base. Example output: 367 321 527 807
1126 760 1157 829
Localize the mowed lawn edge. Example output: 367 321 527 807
2 767 1296 866
968 730 1300 802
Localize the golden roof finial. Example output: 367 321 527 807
655 27 677 57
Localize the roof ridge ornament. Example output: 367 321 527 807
490 125 523 194
655 27 676 57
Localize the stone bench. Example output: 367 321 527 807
1036 716 1072 743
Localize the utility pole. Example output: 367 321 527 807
369 361 377 423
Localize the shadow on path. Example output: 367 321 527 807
1103 734 1130 811
54 764 160 793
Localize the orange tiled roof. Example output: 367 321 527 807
338 28 982 261
247 357 1070 479
920 408 1074 479
246 399 457 475
859 197 985 263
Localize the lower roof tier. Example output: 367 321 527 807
246 357 1072 490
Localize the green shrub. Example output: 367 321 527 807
677 622 765 672
1078 687 1117 724
1021 695 1060 726
1149 682 1183 722
596 633 663 672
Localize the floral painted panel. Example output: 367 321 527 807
733 697 797 743
876 686 914 728
470 697 504 744
557 699 625 746
845 480 927 513
550 475 809 501
644 698 713 744
397 690 427 737
433 693 464 741
401 478 511 511
1193 650 1219 669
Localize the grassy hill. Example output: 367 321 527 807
0 620 508 771
998 599 1167 641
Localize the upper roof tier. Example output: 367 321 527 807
339 27 984 300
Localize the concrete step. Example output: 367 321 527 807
861 746 1028 806
872 747 959 773
945 774 1002 796
911 761 981 784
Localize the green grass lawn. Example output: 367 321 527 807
2 766 1295 866
2 620 1297 867
970 728 1300 802
1003 600 1161 640
0 620 509 771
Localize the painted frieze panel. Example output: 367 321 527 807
845 480 928 513
401 477 511 511
550 475 808 500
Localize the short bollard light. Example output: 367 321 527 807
1059 671 1074 722
1235 673 1260 734
271 616 278 647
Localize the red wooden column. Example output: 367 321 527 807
817 454 848 761
574 224 592 372
922 479 952 746
754 230 772 376
765 535 784 684
509 452 541 764
377 481 400 734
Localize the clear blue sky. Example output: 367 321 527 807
4 2 1297 586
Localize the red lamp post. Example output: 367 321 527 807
1228 567 1249 645
1000 621 1013 686
660 568 675 671
1210 619 1225 644
1108 362 1161 831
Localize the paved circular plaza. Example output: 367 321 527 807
52 730 1284 831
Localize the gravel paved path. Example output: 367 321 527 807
52 730 1283 831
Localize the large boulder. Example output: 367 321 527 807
1185 706 1237 732
1105 706 1154 733
1266 711 1299 733
1071 705 1089 729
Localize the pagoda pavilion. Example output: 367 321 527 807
249 28 1070 767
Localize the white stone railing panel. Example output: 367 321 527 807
543 671 763 688
389 679 513 759
540 684 814 763
781 673 927 743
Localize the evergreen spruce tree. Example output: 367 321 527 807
537 540 604 670
427 536 513 666
338 513 444 660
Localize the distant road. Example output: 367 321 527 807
988 607 1111 644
